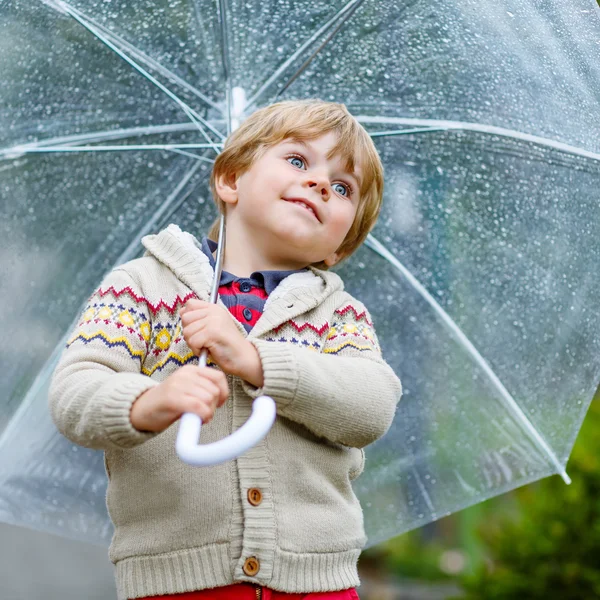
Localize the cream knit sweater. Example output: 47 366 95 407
49 224 402 600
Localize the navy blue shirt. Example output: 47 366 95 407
200 237 307 333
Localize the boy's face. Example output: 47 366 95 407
217 131 362 268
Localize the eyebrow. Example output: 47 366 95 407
284 138 362 189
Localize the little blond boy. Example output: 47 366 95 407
49 99 402 600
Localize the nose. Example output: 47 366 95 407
307 176 330 201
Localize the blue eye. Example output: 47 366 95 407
333 182 350 197
287 155 305 169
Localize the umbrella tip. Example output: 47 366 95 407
560 470 572 485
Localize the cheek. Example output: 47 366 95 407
334 202 358 232
242 172 280 201
238 179 267 209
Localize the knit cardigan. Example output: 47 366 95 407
49 224 402 600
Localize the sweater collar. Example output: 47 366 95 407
200 236 308 296
141 224 345 334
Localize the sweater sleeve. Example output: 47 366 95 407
241 298 402 448
48 268 160 450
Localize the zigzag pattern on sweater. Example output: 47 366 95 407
76 296 202 353
267 302 380 356
96 285 196 317
272 320 329 336
326 303 380 354
324 325 379 355
70 290 226 375
67 331 146 364
271 305 373 337
69 291 379 372
324 340 377 354
67 328 218 376
77 302 151 345
143 351 218 376
334 304 373 326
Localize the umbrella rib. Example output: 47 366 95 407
112 163 209 268
245 0 366 111
71 156 211 320
411 468 435 515
0 159 209 463
217 0 233 136
0 124 225 161
9 119 596 165
7 144 220 159
357 116 600 164
365 233 571 485
167 148 216 162
45 0 223 154
58 8 222 115
370 127 450 138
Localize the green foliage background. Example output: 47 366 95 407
362 391 600 599
455 394 600 599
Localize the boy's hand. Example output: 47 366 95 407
130 365 229 433
179 300 264 387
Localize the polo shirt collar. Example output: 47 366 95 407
200 237 308 296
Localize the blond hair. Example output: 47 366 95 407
208 99 384 269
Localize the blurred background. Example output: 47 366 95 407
2 389 597 599
2 0 600 597
358 389 600 600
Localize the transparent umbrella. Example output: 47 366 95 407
1 0 600 550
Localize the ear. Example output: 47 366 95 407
323 251 343 268
214 171 239 207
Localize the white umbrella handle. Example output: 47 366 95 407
176 395 276 466
175 213 278 467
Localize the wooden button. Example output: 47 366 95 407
247 488 263 506
243 556 260 576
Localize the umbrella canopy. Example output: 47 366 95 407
1 0 600 549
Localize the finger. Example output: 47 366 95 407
179 302 192 316
183 367 220 399
180 309 209 326
183 324 207 349
183 393 214 424
194 379 221 404
182 299 210 312
182 320 206 337
188 332 208 355
198 367 230 405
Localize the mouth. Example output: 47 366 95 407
283 197 321 222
